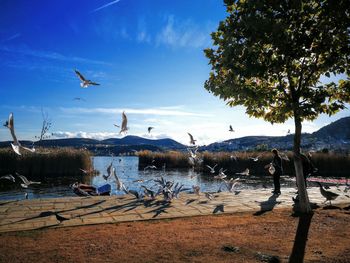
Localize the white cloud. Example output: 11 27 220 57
2 33 21 42
155 15 211 48
52 131 120 140
91 0 121 13
0 45 109 65
59 106 212 117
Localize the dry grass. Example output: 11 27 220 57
138 150 350 177
0 147 93 179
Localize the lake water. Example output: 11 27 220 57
0 156 297 200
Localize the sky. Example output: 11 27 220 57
0 0 349 146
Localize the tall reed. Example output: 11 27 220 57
0 147 93 179
138 150 350 177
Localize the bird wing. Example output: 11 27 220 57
120 111 128 133
0 175 15 182
21 146 35 153
11 143 21 155
188 133 194 141
88 81 100 86
74 70 86 82
17 174 30 185
7 113 20 145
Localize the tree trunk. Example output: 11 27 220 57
293 116 312 214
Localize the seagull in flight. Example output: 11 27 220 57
4 113 22 155
224 178 240 192
144 165 157 172
148 127 154 133
0 174 15 182
73 97 86 101
249 154 262 162
119 111 128 134
206 164 218 174
188 133 196 145
16 172 41 188
74 69 100 88
229 125 235 132
236 168 250 176
214 168 227 180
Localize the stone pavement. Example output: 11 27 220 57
0 186 349 233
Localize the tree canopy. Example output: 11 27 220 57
205 0 350 124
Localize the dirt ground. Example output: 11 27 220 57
0 205 349 263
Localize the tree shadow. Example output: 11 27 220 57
322 205 342 210
253 194 281 216
289 212 314 263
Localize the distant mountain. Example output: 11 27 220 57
201 117 350 152
0 117 349 153
0 135 186 155
102 135 185 149
312 117 350 140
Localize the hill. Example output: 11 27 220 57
0 117 349 154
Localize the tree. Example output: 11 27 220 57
35 108 52 142
204 0 350 213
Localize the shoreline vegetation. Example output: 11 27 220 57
0 147 349 178
137 150 350 177
0 147 93 179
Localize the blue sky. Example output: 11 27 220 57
0 0 349 145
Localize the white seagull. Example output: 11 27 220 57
74 70 100 88
4 113 21 155
0 174 15 182
249 154 262 162
16 173 41 188
187 133 196 145
206 164 218 174
144 165 157 172
214 168 227 180
224 178 240 192
236 168 250 176
4 113 36 155
119 111 128 134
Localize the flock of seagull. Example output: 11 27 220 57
1 70 349 205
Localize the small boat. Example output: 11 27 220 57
72 182 111 196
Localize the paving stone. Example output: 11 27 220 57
0 186 349 232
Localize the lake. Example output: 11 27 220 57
0 156 297 200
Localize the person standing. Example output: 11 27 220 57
271 148 283 195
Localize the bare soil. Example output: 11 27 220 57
0 205 349 263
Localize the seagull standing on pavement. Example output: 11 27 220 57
192 185 200 196
74 69 100 88
317 182 339 205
